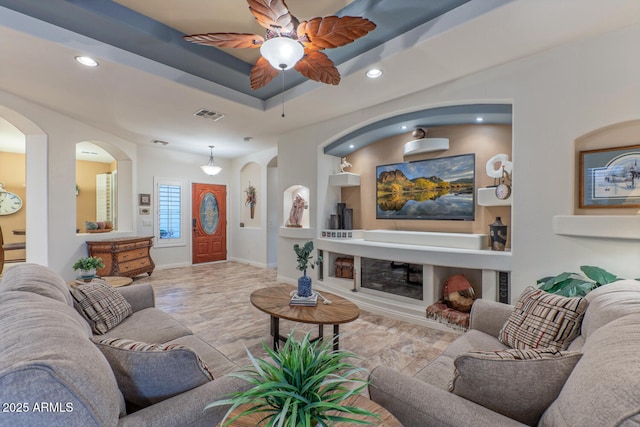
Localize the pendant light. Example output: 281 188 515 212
200 145 222 176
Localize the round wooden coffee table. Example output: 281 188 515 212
250 285 359 351
216 394 402 427
102 276 133 287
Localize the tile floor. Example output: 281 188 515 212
136 261 458 381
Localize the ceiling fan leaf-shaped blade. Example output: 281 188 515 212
250 56 280 89
298 16 376 50
183 33 264 49
247 0 297 34
294 51 340 85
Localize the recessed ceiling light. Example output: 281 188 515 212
75 56 99 67
365 68 383 79
349 144 355 149
476 117 484 122
401 125 408 130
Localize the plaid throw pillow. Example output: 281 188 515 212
70 279 133 334
499 287 588 350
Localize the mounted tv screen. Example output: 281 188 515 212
376 153 475 221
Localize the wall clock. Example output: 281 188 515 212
495 182 511 200
0 187 23 215
494 164 512 200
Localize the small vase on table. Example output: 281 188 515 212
298 270 312 298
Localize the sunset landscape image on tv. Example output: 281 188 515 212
376 153 475 220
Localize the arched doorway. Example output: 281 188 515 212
0 106 48 267
267 156 278 268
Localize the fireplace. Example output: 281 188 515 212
361 257 423 300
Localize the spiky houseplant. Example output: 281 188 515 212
206 331 379 427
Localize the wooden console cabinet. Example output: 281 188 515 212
86 236 155 278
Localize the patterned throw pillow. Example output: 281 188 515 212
93 337 214 407
450 348 583 425
69 279 133 334
499 287 588 350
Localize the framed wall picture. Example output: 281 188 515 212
139 207 150 215
139 193 151 206
580 144 640 208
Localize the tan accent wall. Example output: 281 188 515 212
340 124 512 244
0 151 26 261
76 160 113 232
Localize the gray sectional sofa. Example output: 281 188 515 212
0 264 245 427
369 280 640 426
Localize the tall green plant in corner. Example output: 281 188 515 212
537 265 626 297
206 331 379 427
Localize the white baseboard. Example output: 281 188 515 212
228 257 268 269
153 261 191 270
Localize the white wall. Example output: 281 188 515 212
229 147 277 268
0 90 138 279
136 145 231 269
277 24 640 299
1 87 269 277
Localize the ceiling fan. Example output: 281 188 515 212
183 0 376 90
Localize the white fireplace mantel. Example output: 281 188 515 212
313 232 511 330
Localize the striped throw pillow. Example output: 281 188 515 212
499 287 587 350
70 279 132 334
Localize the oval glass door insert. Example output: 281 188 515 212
200 192 219 235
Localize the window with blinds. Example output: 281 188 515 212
154 178 185 247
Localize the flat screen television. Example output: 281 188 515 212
376 153 475 221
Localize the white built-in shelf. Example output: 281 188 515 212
363 229 487 250
316 235 511 272
553 215 640 240
279 227 315 239
403 138 449 155
328 173 360 187
477 187 512 206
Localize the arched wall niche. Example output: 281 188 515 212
283 185 310 229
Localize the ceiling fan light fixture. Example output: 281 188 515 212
201 145 222 176
260 37 304 70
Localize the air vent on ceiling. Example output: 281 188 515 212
194 109 225 121
151 139 169 146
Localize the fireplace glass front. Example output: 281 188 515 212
361 257 423 300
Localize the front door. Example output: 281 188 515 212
192 183 226 264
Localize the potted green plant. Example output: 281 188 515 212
207 331 379 426
537 265 635 297
294 241 322 297
72 256 105 278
